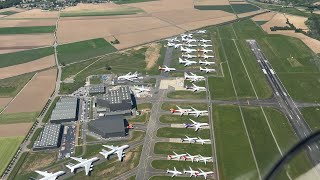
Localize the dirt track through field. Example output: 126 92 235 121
0 123 32 137
0 55 55 79
3 68 57 113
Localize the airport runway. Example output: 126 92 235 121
247 39 320 166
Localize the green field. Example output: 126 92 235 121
159 115 208 124
128 113 149 123
60 44 165 94
301 107 320 132
61 7 143 17
137 103 152 110
231 4 260 14
9 151 58 180
167 90 206 99
0 47 54 68
57 38 117 65
0 11 18 15
194 5 233 13
0 73 35 97
156 127 210 139
66 145 142 180
0 112 38 124
26 128 42 149
0 26 55 34
42 97 60 123
154 142 212 157
213 105 258 180
0 136 24 176
209 19 320 102
161 102 207 111
152 160 213 171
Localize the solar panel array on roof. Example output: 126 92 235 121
50 97 79 123
96 86 133 113
89 84 106 94
104 86 131 104
33 124 62 150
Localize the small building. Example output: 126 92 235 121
88 115 126 138
50 97 79 123
96 86 133 116
33 124 63 150
89 84 106 95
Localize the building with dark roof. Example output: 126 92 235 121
50 97 79 123
33 124 63 150
88 115 126 138
89 84 106 95
96 86 133 116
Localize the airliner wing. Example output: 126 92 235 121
84 162 92 175
71 157 85 163
35 170 52 177
116 149 124 161
103 145 117 150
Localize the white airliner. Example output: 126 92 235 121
134 85 150 93
200 44 212 48
170 105 192 116
167 167 183 177
181 135 198 143
167 42 175 47
184 72 205 82
179 58 197 66
196 30 207 34
199 39 211 43
187 83 206 92
158 65 176 72
168 151 187 160
174 43 183 49
202 54 215 59
184 166 199 177
34 170 65 180
181 46 197 53
181 36 190 42
184 153 199 162
99 144 129 161
200 67 216 73
181 33 193 38
185 43 197 48
66 157 99 176
199 60 215 66
118 72 139 82
200 49 213 54
167 37 179 42
185 119 209 131
196 137 211 145
197 168 214 179
197 155 212 164
186 39 197 44
188 107 208 117
182 53 197 59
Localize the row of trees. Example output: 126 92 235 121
270 18 304 33
306 14 320 41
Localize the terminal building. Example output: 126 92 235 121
96 86 133 116
33 124 63 150
88 115 126 138
50 97 79 124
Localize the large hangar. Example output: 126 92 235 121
88 115 126 138
50 97 79 123
33 124 63 151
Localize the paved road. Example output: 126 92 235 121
247 40 320 166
